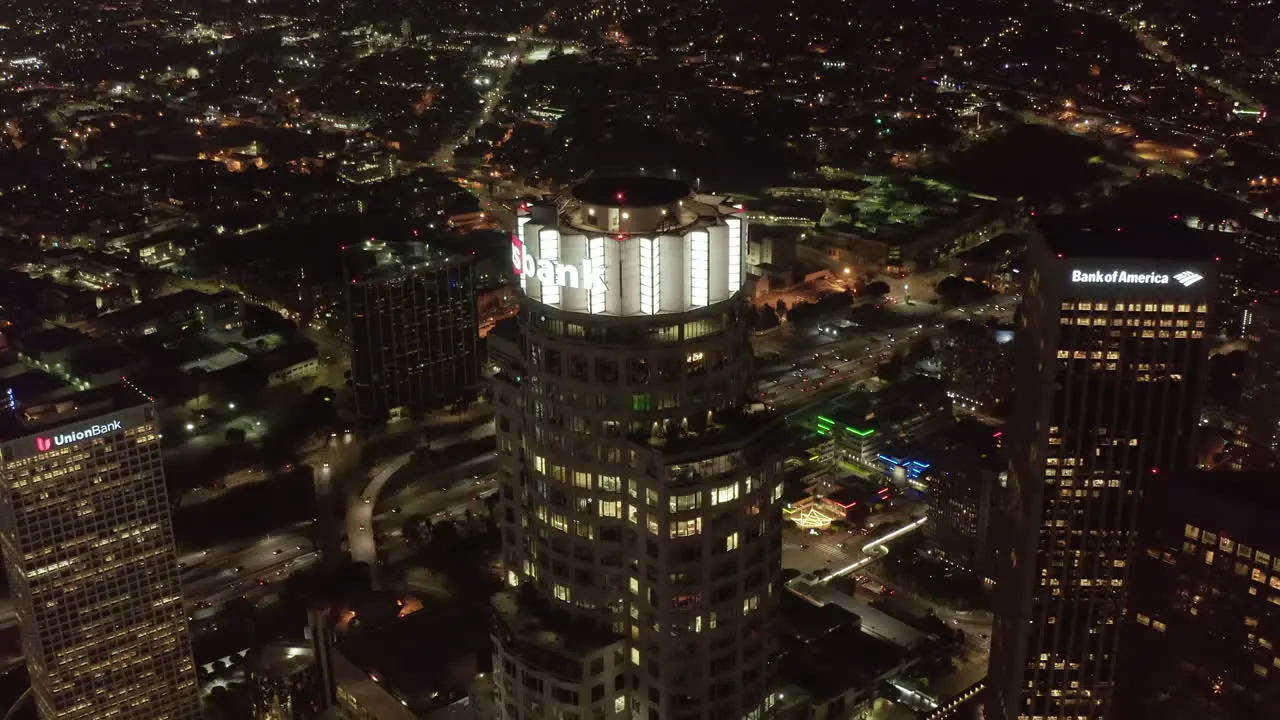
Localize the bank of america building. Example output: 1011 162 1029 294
988 219 1217 720
0 391 200 719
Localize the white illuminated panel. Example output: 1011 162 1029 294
639 236 659 315
515 216 530 292
690 230 710 308
589 237 606 314
539 229 561 306
726 216 743 292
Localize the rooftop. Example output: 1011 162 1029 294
1033 214 1218 261
492 590 620 659
635 403 784 458
252 641 316 679
97 289 241 330
571 176 691 208
338 598 488 715
345 238 471 284
0 384 150 442
777 624 909 701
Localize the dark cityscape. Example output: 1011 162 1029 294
0 1 1276 719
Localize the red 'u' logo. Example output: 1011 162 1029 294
35 437 52 452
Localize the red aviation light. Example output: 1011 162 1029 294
615 192 625 202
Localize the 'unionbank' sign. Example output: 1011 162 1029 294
511 235 606 291
36 419 125 452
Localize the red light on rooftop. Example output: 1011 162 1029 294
1056 253 1063 258
615 192 624 201
1151 467 1160 474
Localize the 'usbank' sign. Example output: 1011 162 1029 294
36 419 125 452
511 236 606 291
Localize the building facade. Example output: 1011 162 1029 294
345 239 480 424
491 178 783 720
988 219 1217 720
1239 298 1280 468
0 393 200 719
936 320 1014 416
1115 471 1280 719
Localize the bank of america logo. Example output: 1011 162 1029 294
1174 271 1204 287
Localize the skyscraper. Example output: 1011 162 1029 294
988 218 1217 720
1239 297 1280 468
344 238 480 425
1115 470 1280 719
0 390 200 719
491 178 782 720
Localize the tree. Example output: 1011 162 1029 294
865 280 891 297
775 299 788 316
752 305 780 330
907 337 935 363
875 353 906 382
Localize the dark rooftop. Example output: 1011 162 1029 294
339 599 488 714
572 176 691 208
778 625 907 701
16 326 93 356
1033 215 1218 261
98 289 240 330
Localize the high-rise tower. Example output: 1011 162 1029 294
344 238 480 425
988 218 1217 720
0 390 200 719
491 178 782 720
1239 297 1280 468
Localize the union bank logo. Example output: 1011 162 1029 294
35 437 52 452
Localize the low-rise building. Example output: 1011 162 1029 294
94 289 245 340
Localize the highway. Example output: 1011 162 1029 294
762 293 1020 411
347 422 496 569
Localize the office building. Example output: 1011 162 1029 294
988 217 1217 720
491 177 783 720
1115 471 1280 719
1239 297 1280 468
0 390 200 719
345 238 480 425
920 421 1003 579
249 641 326 720
936 320 1015 416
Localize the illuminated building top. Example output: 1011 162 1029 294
512 177 748 316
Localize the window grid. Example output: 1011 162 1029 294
689 231 710 307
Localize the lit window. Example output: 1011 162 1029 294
743 595 759 614
573 471 592 488
725 532 740 551
599 500 622 519
669 493 701 513
599 475 621 493
629 577 639 595
631 648 641 666
554 584 571 602
1184 524 1200 540
712 484 738 505
671 518 702 537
